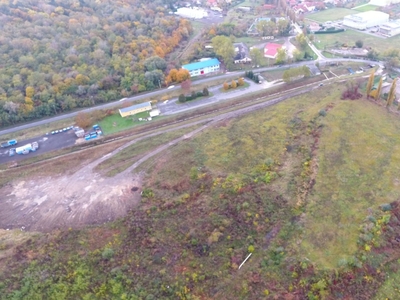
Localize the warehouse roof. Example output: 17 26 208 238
344 11 389 22
119 102 152 113
182 58 220 71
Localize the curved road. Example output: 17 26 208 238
0 56 380 137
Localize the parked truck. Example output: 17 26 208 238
15 142 39 155
1 139 17 148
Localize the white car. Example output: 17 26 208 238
163 100 169 104
167 85 175 89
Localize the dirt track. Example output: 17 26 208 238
0 85 314 232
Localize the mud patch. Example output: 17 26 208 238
0 169 142 232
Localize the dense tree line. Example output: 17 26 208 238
0 0 192 127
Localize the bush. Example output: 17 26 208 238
178 94 186 103
102 247 114 260
196 91 203 97
191 91 196 99
319 109 327 116
203 87 209 96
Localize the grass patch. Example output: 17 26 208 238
374 268 400 299
306 8 355 23
98 111 154 135
354 4 379 12
95 124 204 175
299 99 400 269
313 29 400 53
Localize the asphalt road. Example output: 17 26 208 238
0 56 381 138
0 129 77 164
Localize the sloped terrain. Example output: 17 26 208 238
1 83 400 299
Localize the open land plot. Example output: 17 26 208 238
354 4 379 12
313 29 400 53
307 8 355 23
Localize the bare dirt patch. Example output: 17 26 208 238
0 165 142 232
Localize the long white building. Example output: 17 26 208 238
370 0 400 6
343 11 389 30
379 20 400 37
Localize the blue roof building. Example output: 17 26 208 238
182 58 221 77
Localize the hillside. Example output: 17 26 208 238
1 83 400 299
0 0 191 127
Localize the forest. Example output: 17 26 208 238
0 0 192 127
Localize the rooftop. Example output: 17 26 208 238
380 20 400 29
182 58 220 71
119 102 152 113
264 43 283 57
344 11 389 21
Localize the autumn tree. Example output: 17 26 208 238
238 77 244 86
372 77 383 101
25 86 35 98
366 71 375 99
211 35 235 68
296 33 307 49
176 69 190 82
223 82 229 90
231 80 237 89
256 20 276 37
181 79 191 93
387 78 397 108
75 112 91 128
276 48 287 65
250 48 263 67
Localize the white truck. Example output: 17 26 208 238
15 142 39 155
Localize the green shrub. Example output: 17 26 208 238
319 109 327 117
102 247 114 260
178 94 186 103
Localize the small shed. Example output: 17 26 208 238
119 102 152 117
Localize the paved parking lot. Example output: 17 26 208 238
0 130 77 164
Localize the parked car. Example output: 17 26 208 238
9 148 15 156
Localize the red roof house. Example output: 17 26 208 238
264 43 284 59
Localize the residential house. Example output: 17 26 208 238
233 43 252 64
264 43 284 59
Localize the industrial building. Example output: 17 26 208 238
182 58 221 77
370 0 400 6
379 20 400 37
343 11 389 30
119 102 152 117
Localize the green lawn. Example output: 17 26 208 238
307 8 355 23
299 98 400 269
314 29 400 53
353 4 379 12
99 111 154 135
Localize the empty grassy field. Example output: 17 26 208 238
307 8 354 23
299 98 400 268
99 111 156 135
314 29 400 53
354 4 379 12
